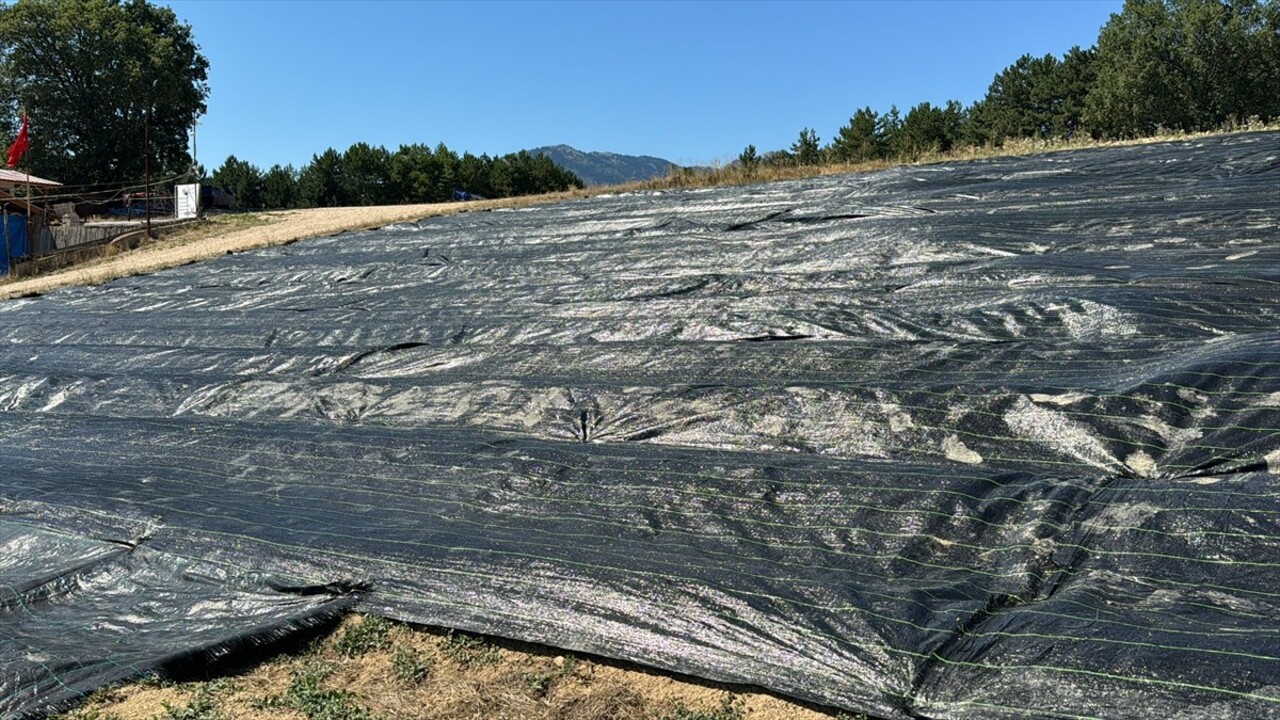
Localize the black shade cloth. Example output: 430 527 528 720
2 132 1279 719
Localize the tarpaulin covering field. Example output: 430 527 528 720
2 132 1279 719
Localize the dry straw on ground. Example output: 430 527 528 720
66 615 855 720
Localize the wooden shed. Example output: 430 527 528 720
0 168 61 214
0 168 62 273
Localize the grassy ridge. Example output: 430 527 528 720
632 121 1280 192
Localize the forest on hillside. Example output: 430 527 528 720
744 0 1280 169
210 144 583 211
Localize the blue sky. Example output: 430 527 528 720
166 0 1124 171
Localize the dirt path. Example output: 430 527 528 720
0 196 570 300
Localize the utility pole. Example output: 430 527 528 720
144 106 152 238
191 120 202 217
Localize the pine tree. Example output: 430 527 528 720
830 107 882 163
299 148 347 208
260 164 298 209
342 142 392 206
211 155 263 210
878 105 904 158
979 53 1064 140
898 102 965 158
791 128 822 166
738 144 759 175
457 152 490 197
1053 46 1097 138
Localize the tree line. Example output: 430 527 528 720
741 0 1280 170
209 143 582 210
2 0 1277 199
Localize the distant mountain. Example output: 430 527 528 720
529 145 676 186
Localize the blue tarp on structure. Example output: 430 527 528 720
0 214 28 276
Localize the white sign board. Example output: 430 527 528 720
175 183 200 219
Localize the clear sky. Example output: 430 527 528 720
165 0 1124 171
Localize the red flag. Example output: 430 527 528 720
6 114 29 169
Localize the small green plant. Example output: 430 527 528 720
159 685 222 720
524 671 554 697
136 673 174 689
650 694 744 720
256 660 377 720
523 654 578 698
333 615 392 658
439 629 500 668
390 645 431 685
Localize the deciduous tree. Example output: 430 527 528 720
0 0 209 185
1085 0 1280 137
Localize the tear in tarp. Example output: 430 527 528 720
2 132 1279 719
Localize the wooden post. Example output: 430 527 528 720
24 176 30 259
24 107 32 259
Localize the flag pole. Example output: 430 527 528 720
6 108 31 265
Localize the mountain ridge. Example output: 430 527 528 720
529 144 675 186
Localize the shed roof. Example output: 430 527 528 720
0 169 61 188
